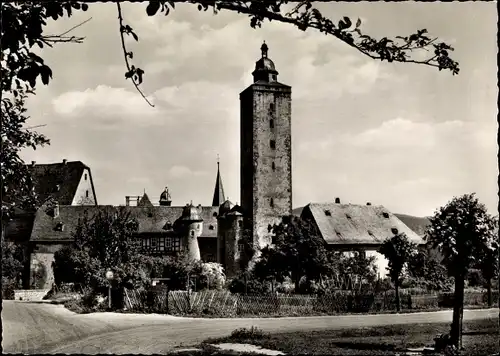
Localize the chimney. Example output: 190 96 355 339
31 161 36 167
53 202 59 218
366 202 371 206
335 197 340 204
62 159 67 165
125 196 130 206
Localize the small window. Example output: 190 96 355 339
190 230 194 236
148 212 153 217
270 140 276 149
324 210 331 216
55 222 64 232
213 212 218 217
270 119 274 129
85 190 89 198
238 243 245 253
270 103 275 111
209 225 214 230
272 162 275 171
84 174 88 181
270 198 274 208
238 220 243 227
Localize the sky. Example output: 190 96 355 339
21 2 498 217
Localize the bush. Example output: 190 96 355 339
228 273 270 294
2 278 17 300
230 326 267 340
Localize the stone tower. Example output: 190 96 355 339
174 203 203 260
240 42 292 249
217 200 244 277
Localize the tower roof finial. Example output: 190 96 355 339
261 41 268 58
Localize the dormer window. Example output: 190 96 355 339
382 212 390 219
55 222 64 232
391 228 399 235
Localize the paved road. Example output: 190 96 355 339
2 300 497 354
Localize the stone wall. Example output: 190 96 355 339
14 289 50 301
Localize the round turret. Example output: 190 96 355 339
218 199 234 217
179 203 203 222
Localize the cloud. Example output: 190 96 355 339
168 165 207 179
51 85 161 127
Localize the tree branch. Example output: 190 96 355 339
116 3 154 107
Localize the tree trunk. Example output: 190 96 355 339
486 278 492 307
450 274 465 349
395 278 401 312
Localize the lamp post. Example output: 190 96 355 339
105 270 114 310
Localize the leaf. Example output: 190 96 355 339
40 65 52 85
343 17 352 29
146 1 160 16
131 31 139 41
356 18 362 28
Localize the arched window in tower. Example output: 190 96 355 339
270 119 274 129
270 198 274 207
272 162 275 171
270 140 276 149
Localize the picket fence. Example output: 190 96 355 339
122 288 497 317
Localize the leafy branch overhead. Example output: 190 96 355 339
118 0 459 105
144 1 459 73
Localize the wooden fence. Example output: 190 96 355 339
122 289 497 316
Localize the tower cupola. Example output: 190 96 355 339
252 41 279 83
159 187 172 206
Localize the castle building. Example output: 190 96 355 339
7 42 429 291
240 42 293 250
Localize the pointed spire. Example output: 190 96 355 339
212 156 225 206
138 191 153 207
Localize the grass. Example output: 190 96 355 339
195 318 499 356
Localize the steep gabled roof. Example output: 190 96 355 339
302 203 424 246
394 214 430 237
211 162 225 206
27 161 91 205
30 205 220 241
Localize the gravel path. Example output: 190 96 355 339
3 300 497 354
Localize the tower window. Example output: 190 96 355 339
270 119 274 128
272 162 276 171
270 198 274 207
85 190 89 198
84 174 88 181
190 230 195 236
270 140 276 149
